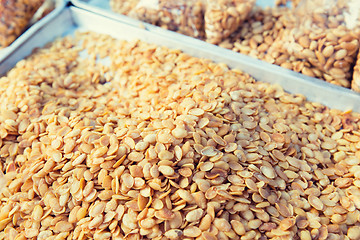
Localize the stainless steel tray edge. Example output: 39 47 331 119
1 4 360 113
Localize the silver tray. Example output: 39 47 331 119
0 3 359 112
0 0 68 61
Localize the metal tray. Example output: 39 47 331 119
1 3 360 112
0 0 68 61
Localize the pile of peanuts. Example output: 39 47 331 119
0 0 45 48
110 0 255 44
110 0 360 92
0 31 360 239
204 0 255 44
110 0 204 39
153 0 204 39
